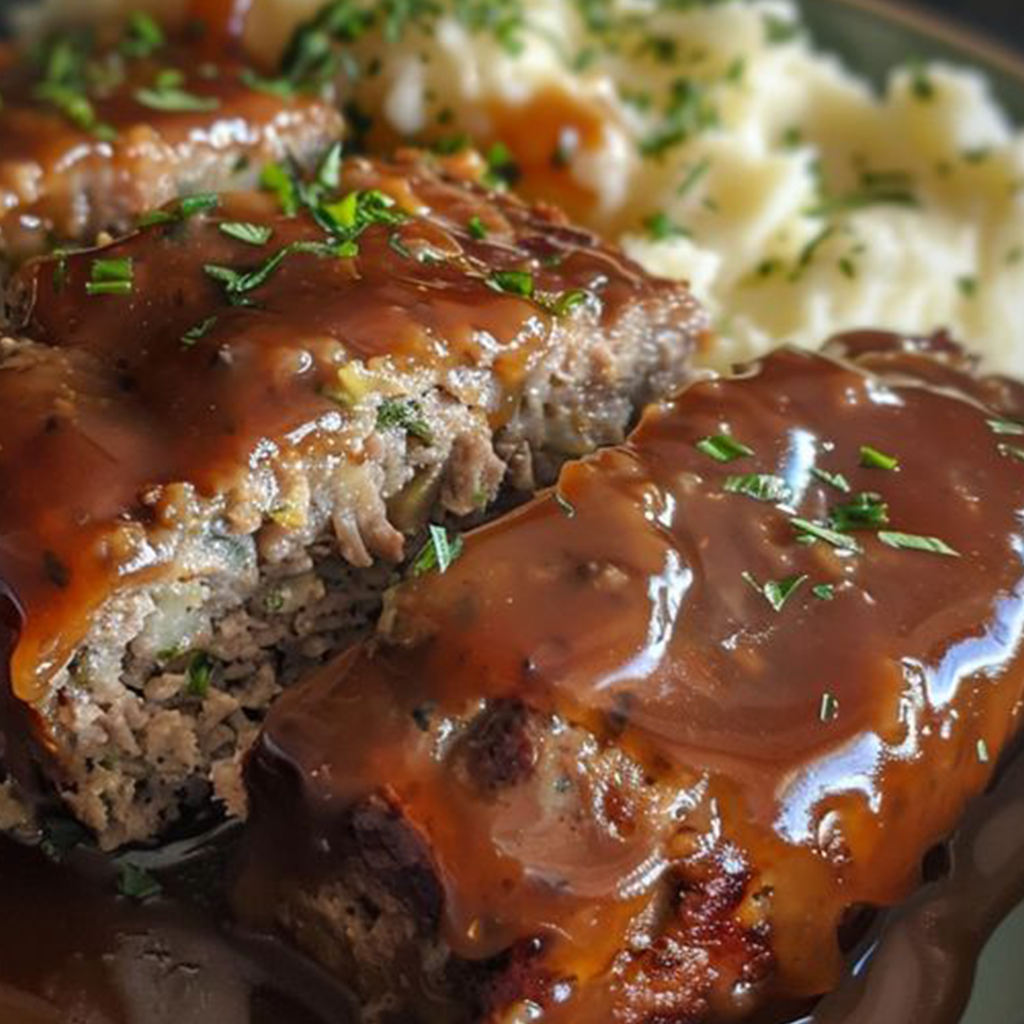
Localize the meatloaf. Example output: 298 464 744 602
239 332 1024 1023
0 147 706 849
0 13 342 264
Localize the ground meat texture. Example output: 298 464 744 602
239 334 1024 1023
0 148 706 849
0 16 343 265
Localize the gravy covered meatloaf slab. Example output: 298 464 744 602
239 333 1024 1024
0 13 343 263
0 149 706 849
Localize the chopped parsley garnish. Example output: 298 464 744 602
812 466 851 493
764 13 800 44
999 443 1024 464
489 269 535 298
695 434 753 463
988 418 1024 436
742 572 807 612
820 692 840 722
219 221 274 246
643 211 690 241
555 491 576 518
467 215 488 240
376 397 433 443
677 157 712 198
877 531 960 557
411 524 463 576
121 11 165 58
278 0 373 93
117 862 163 902
135 70 220 113
829 492 889 531
723 474 793 504
185 652 214 698
316 141 344 191
260 161 299 215
791 517 862 552
812 583 836 601
958 275 978 299
547 289 592 317
908 58 935 101
181 315 218 348
483 141 520 189
86 257 134 296
640 78 718 157
860 445 900 471
138 192 219 227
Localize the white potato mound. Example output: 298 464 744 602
22 0 1024 374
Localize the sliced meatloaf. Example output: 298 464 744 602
0 147 707 849
239 333 1024 1024
0 14 342 264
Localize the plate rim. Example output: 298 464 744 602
819 0 1024 83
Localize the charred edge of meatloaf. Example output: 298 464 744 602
252 701 776 1024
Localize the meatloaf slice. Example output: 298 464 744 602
0 147 706 849
239 334 1024 1024
0 15 342 264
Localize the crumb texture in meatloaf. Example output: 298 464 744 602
0 15 343 262
239 333 1024 1023
0 147 706 848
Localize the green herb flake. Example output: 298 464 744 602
695 434 754 463
977 738 991 764
677 157 712 198
260 161 299 216
989 418 1024 436
376 397 433 444
411 524 464 577
181 315 218 348
643 211 690 241
219 221 274 246
118 863 163 902
812 466 851 493
555 491 576 518
723 474 793 504
186 652 214 698
820 692 840 722
121 11 165 58
743 572 807 612
316 141 344 191
790 517 862 552
829 492 890 532
958 275 978 299
877 531 961 557
812 583 836 601
908 58 935 101
859 445 900 471
86 257 134 296
467 214 488 240
135 78 220 113
489 269 535 298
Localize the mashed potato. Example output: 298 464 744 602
23 0 1024 374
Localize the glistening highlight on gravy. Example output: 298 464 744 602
0 0 1023 1022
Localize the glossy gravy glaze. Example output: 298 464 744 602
241 335 1024 1021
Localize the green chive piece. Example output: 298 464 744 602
791 517 862 552
989 418 1024 436
829 492 890 532
219 221 274 246
181 316 218 348
723 474 793 504
643 211 690 241
86 257 134 296
316 141 343 191
260 161 299 215
743 572 807 612
121 11 165 58
411 525 463 576
185 652 213 698
376 397 433 444
820 692 840 722
860 445 900 471
489 269 535 298
877 531 961 557
118 862 163 901
695 434 754 463
467 215 488 240
812 466 851 493
812 583 836 601
135 83 220 113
